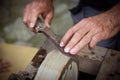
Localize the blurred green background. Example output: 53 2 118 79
0 0 79 48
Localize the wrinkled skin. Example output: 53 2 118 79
0 59 11 73
23 0 54 32
60 4 120 55
60 12 120 55
23 0 120 55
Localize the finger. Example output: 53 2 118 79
64 28 90 53
60 23 83 47
60 18 91 48
69 30 96 55
89 33 103 49
23 5 31 27
29 6 40 28
28 10 40 32
23 8 28 25
44 10 54 27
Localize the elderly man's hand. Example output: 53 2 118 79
0 59 11 73
60 4 120 55
23 0 54 32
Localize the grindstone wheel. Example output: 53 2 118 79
34 50 79 80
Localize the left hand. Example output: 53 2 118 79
60 12 120 55
23 0 54 32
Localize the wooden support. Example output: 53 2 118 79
0 43 38 80
96 49 120 80
78 46 108 75
1 43 120 80
34 50 79 80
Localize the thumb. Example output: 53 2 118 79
44 10 54 28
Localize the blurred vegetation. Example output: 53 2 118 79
0 0 78 48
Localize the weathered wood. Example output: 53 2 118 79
42 39 109 75
96 49 120 80
34 50 79 80
78 46 108 75
0 43 38 80
1 42 120 80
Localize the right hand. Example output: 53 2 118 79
23 0 54 32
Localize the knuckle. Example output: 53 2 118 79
69 40 76 46
80 18 88 24
93 26 103 33
83 37 90 44
82 18 87 22
75 45 82 52
82 17 92 23
89 41 95 49
92 36 98 42
75 31 81 36
86 36 91 41
68 28 74 34
103 31 109 38
97 28 102 32
33 9 38 13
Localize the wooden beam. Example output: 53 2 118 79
78 46 108 75
96 49 120 80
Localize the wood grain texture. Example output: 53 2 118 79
96 49 120 80
1 43 120 80
42 39 109 75
34 50 79 80
78 46 108 75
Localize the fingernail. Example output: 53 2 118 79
60 42 64 47
64 47 70 53
30 23 34 28
70 48 77 54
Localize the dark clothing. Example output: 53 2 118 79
70 0 120 15
70 0 120 51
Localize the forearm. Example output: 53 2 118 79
105 3 120 29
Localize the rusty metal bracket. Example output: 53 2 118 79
35 16 79 60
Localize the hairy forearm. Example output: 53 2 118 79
106 3 120 29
